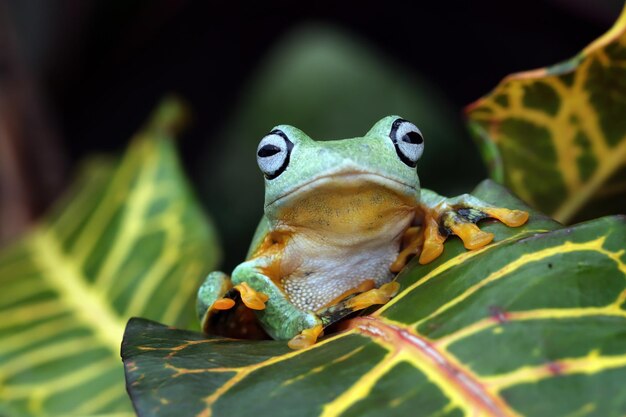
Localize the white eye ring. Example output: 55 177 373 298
390 119 424 167
256 130 293 179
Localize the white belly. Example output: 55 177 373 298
270 178 416 312
279 224 408 312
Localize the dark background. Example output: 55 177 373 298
1 0 623 268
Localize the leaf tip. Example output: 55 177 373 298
146 94 192 138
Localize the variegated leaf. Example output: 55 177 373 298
122 181 626 416
466 6 626 223
0 98 220 417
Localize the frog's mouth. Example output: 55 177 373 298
267 170 417 209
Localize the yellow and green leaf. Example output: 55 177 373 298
466 6 626 223
0 97 220 417
122 180 626 416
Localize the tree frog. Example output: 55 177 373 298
197 116 528 349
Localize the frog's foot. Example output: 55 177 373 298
212 298 236 310
198 272 269 338
325 279 376 307
197 271 233 331
391 226 424 273
418 192 529 264
480 207 529 227
233 282 269 310
345 282 401 310
287 324 324 350
315 281 401 331
287 283 401 350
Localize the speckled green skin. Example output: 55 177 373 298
197 116 494 341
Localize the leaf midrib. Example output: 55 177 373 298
347 316 515 417
554 139 626 222
30 229 126 353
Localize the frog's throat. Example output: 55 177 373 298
265 170 417 209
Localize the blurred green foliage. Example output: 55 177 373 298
0 98 220 417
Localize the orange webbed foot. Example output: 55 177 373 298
413 192 529 265
483 207 529 227
446 215 494 250
419 212 446 264
345 282 401 310
211 298 236 310
234 282 269 310
391 226 424 272
288 324 324 350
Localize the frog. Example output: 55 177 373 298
196 116 528 349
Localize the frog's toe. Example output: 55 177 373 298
391 226 423 272
419 214 446 264
450 195 529 230
345 282 400 310
315 281 401 331
482 207 529 227
197 271 236 333
234 282 269 310
442 211 494 250
212 298 236 310
287 324 324 350
416 193 529 264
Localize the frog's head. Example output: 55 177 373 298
256 116 424 229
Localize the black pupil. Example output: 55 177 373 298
258 144 281 157
402 131 423 144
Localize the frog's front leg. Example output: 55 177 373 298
231 259 323 348
393 189 529 269
197 271 235 331
420 189 529 263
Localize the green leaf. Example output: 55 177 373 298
0 97 220 417
466 6 626 224
122 180 626 416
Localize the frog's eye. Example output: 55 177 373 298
256 129 294 180
389 119 424 168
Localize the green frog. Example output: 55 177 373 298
197 116 528 348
